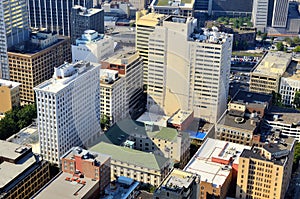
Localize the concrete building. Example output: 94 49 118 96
150 0 195 17
98 119 190 168
27 0 94 36
135 11 166 85
90 142 171 186
251 0 269 32
103 176 140 199
271 0 289 28
0 79 20 114
71 6 104 44
153 168 200 199
72 30 114 63
101 51 144 123
129 0 146 10
265 106 300 142
250 51 292 94
8 31 71 104
236 136 295 199
0 0 30 79
216 90 272 146
184 138 251 199
146 15 232 123
0 141 50 199
61 147 111 195
211 0 253 17
34 61 101 165
280 61 300 105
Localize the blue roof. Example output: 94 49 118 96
187 130 207 140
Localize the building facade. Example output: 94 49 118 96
0 141 50 199
8 32 71 104
34 61 101 165
27 0 94 36
0 0 30 79
251 0 269 32
271 0 289 28
236 137 295 199
72 30 114 63
0 79 20 114
146 15 232 123
70 6 104 44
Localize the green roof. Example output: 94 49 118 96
89 142 170 170
153 127 178 142
156 0 192 6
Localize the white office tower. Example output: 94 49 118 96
252 0 269 32
272 0 289 28
147 16 232 123
34 61 101 165
72 30 114 63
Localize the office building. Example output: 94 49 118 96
216 90 272 146
27 0 94 36
154 168 200 199
129 0 146 10
8 31 71 104
146 15 232 123
0 79 20 114
265 106 300 142
280 61 300 105
0 141 50 199
136 11 166 85
184 138 251 199
250 51 292 94
271 0 289 28
72 30 114 63
71 6 104 44
251 0 269 32
34 61 101 165
211 0 253 17
90 142 171 186
236 136 295 199
0 0 30 79
151 0 195 17
103 176 140 199
101 51 144 123
98 118 190 167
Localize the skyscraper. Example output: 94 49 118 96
0 0 30 79
27 0 94 36
34 61 101 165
70 6 104 44
146 15 232 123
271 0 289 27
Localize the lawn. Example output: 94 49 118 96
232 51 264 57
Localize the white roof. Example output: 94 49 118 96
184 138 250 187
0 79 20 89
137 112 169 127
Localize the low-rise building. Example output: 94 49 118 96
89 142 171 186
153 168 200 199
150 0 195 17
72 30 114 63
0 79 20 114
184 138 251 199
167 110 194 131
33 147 111 198
250 51 292 94
236 136 295 199
103 176 140 199
98 118 190 168
0 141 50 199
265 106 300 141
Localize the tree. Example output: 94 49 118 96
261 33 267 41
293 37 300 45
257 30 262 36
272 91 282 106
276 42 284 51
294 46 300 52
284 37 293 46
293 142 300 171
100 114 110 130
294 91 300 108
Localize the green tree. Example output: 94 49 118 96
293 91 300 108
100 114 110 130
261 33 267 41
294 46 300 52
257 30 262 36
272 91 282 106
276 42 284 51
293 37 300 45
293 142 300 171
284 37 293 46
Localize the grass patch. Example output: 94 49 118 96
232 51 264 57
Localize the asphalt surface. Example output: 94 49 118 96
229 73 250 98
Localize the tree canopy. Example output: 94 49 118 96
293 91 300 108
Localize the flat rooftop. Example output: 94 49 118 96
73 6 103 17
33 172 98 199
231 90 272 105
103 177 139 199
137 111 169 127
156 0 193 6
89 142 170 171
103 50 139 66
189 27 232 45
0 79 21 89
168 110 193 125
252 51 292 77
136 13 166 26
266 106 300 124
282 61 300 80
34 61 99 93
0 141 37 191
184 138 250 187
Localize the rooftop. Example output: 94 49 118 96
75 30 111 45
73 5 103 17
136 12 166 26
0 79 20 89
231 90 272 105
168 110 193 125
252 51 292 77
184 138 250 187
189 27 232 45
33 172 99 199
103 176 139 199
156 0 193 6
103 51 139 66
265 106 300 124
34 61 99 93
89 142 170 171
282 61 300 80
137 111 169 127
